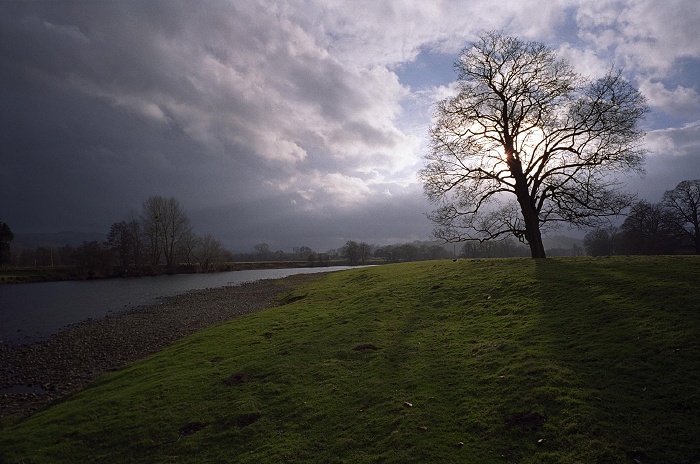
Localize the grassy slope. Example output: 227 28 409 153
1 257 698 463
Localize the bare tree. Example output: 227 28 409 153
141 196 192 272
358 242 372 264
106 221 135 269
254 243 271 260
178 230 199 265
662 179 700 254
0 219 14 268
74 241 112 278
619 201 681 254
583 227 616 256
141 197 164 267
420 31 647 258
195 234 224 271
342 240 360 265
126 211 145 269
297 246 314 261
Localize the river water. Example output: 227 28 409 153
0 267 350 346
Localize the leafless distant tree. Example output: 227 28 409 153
141 196 192 271
583 227 616 256
106 221 135 268
178 230 199 265
342 240 360 265
126 211 145 268
663 179 700 254
0 219 14 267
254 243 271 260
195 234 225 271
358 242 372 264
618 200 679 255
420 31 648 258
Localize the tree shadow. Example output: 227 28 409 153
531 257 700 462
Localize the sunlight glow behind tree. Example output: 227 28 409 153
420 31 648 258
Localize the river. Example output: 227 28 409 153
0 267 350 346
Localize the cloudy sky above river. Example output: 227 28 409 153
2 0 699 251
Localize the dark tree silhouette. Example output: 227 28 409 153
662 179 700 254
420 31 647 258
195 234 224 271
0 219 14 267
583 228 616 256
141 196 192 271
618 201 679 255
74 241 112 278
342 240 361 265
106 221 137 268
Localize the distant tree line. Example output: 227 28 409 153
231 243 333 267
100 196 232 275
372 242 451 263
6 196 231 277
230 240 453 266
459 239 530 259
584 179 700 256
102 195 229 274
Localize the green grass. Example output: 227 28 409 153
1 256 699 463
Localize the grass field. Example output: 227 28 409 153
1 256 698 463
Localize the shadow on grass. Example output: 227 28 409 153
532 257 700 463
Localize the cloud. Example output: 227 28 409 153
639 80 700 119
625 120 700 200
193 183 434 251
573 0 700 77
645 121 700 158
556 43 610 79
1 0 698 251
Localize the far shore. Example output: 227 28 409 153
0 261 344 285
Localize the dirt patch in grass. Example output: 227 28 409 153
223 373 257 387
504 411 546 430
353 343 379 351
179 421 208 437
234 413 261 428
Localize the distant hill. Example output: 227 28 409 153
13 231 107 249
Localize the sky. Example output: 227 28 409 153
1 0 699 252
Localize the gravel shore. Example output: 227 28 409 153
0 273 327 421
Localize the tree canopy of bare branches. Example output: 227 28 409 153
420 31 648 258
0 219 14 267
662 179 700 254
141 196 193 271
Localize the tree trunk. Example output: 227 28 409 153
508 153 547 259
521 203 547 258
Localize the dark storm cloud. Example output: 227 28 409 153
0 1 413 246
192 185 433 252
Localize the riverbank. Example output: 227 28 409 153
0 272 331 421
0 261 344 285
